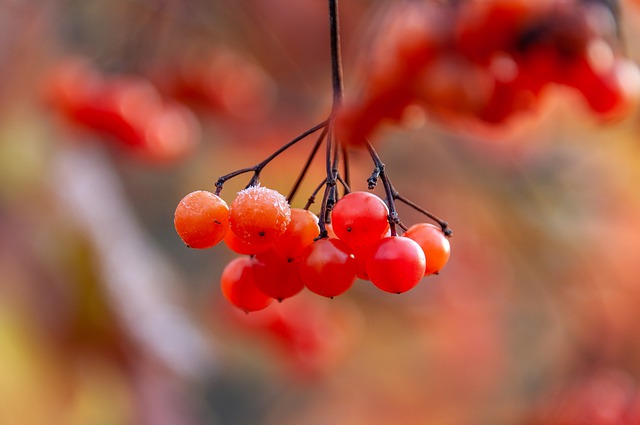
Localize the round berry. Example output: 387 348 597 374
331 191 390 247
366 236 426 294
298 238 358 298
174 190 229 249
253 249 305 301
273 208 320 260
223 228 272 255
403 223 451 275
220 256 273 313
229 186 291 245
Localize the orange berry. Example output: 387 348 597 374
273 208 320 260
223 228 272 255
174 190 229 249
229 186 291 245
403 223 451 275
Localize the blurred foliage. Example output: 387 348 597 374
3 0 640 424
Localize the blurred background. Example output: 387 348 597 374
3 0 640 424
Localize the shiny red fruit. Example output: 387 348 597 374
220 257 273 313
366 236 426 294
298 238 358 298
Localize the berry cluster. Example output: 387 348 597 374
337 0 640 145
174 0 451 312
170 0 458 313
175 183 451 312
45 56 200 163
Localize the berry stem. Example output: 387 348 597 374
392 190 452 237
313 0 350 238
329 0 344 110
318 125 339 234
336 174 351 193
215 120 328 195
366 141 399 236
287 125 328 204
341 142 351 190
367 166 381 189
317 181 336 238
304 177 329 211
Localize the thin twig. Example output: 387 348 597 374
287 126 328 203
366 141 399 236
393 190 453 237
329 0 344 109
304 178 329 210
214 120 327 195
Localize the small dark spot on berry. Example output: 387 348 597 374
346 227 352 232
258 231 265 237
214 220 221 225
278 298 283 303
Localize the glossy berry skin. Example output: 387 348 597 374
174 190 230 249
324 222 338 239
366 236 426 294
331 191 390 248
298 238 358 298
352 243 375 281
273 208 320 260
229 186 291 245
223 228 271 255
253 249 305 301
220 256 273 313
403 223 451 275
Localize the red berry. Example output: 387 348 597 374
352 243 376 281
223 228 271 255
220 256 273 312
366 236 426 294
403 223 451 275
273 208 320 260
324 222 338 239
298 238 358 298
229 186 291 245
174 190 229 249
331 191 390 247
253 249 305 301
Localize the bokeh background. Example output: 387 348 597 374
3 0 640 424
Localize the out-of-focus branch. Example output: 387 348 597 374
50 143 214 379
